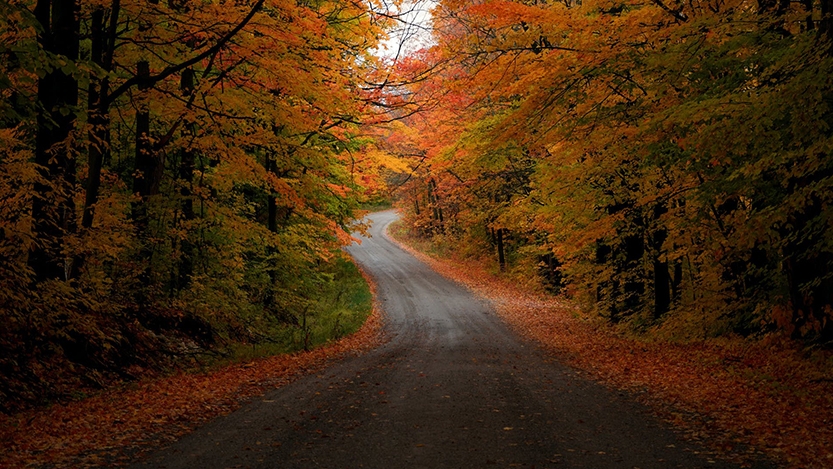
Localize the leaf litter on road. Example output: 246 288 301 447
389 225 833 469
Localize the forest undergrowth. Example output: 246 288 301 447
388 220 833 469
0 265 384 469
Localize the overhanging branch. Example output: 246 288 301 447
105 0 264 105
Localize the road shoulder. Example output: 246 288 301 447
387 219 832 469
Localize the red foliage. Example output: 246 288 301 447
390 226 833 469
0 271 385 469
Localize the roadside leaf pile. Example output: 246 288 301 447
390 224 833 469
0 0 395 411
389 0 833 342
0 280 384 469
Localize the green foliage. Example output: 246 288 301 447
394 0 833 343
0 0 389 412
224 255 372 361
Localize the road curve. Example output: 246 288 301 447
129 210 767 469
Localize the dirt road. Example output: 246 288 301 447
130 210 768 469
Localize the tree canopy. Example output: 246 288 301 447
389 0 833 342
2 0 833 411
0 0 402 411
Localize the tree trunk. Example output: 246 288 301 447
622 233 646 311
783 227 833 340
653 259 671 318
781 168 833 340
670 260 683 303
266 156 279 233
802 0 814 31
131 60 161 230
652 225 671 318
176 68 196 290
427 179 443 231
821 0 832 35
496 228 506 272
82 8 106 229
130 60 164 296
82 1 119 229
29 0 80 281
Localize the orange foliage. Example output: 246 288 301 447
0 270 385 469
390 224 833 469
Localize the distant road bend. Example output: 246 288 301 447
131 210 770 469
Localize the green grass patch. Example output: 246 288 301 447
387 220 451 258
224 256 373 362
359 199 393 212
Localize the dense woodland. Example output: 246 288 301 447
2 0 833 414
0 0 399 411
389 0 833 343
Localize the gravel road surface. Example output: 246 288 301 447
130 210 769 469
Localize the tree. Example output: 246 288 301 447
392 0 833 341
28 0 80 281
0 0 394 411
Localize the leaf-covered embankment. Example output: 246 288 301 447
0 267 385 469
388 220 833 469
0 0 396 414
